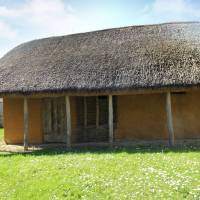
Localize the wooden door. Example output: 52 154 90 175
43 97 67 143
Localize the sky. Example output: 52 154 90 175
0 0 200 57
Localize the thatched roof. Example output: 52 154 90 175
1 22 200 95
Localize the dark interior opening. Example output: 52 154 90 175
76 96 117 143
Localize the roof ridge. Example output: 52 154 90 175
8 21 200 52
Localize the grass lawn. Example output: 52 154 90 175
0 128 199 199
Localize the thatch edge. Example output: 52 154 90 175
1 84 200 98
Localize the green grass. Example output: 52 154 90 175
0 129 199 200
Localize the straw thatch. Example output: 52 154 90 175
0 22 200 95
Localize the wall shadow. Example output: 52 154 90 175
0 143 200 157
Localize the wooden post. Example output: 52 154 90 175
24 98 29 151
166 92 175 146
108 95 113 145
65 96 71 148
96 96 99 128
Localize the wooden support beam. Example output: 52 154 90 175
96 96 99 128
108 95 113 145
166 92 175 146
24 98 29 151
65 96 71 148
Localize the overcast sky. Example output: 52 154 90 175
0 0 200 57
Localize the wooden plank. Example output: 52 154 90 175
60 99 66 136
166 92 175 146
56 98 62 135
66 96 71 148
84 97 87 128
42 99 47 135
53 99 58 133
108 95 113 145
47 99 52 134
96 96 99 128
83 97 87 141
57 99 61 135
24 98 29 151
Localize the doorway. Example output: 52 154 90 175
43 97 67 143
